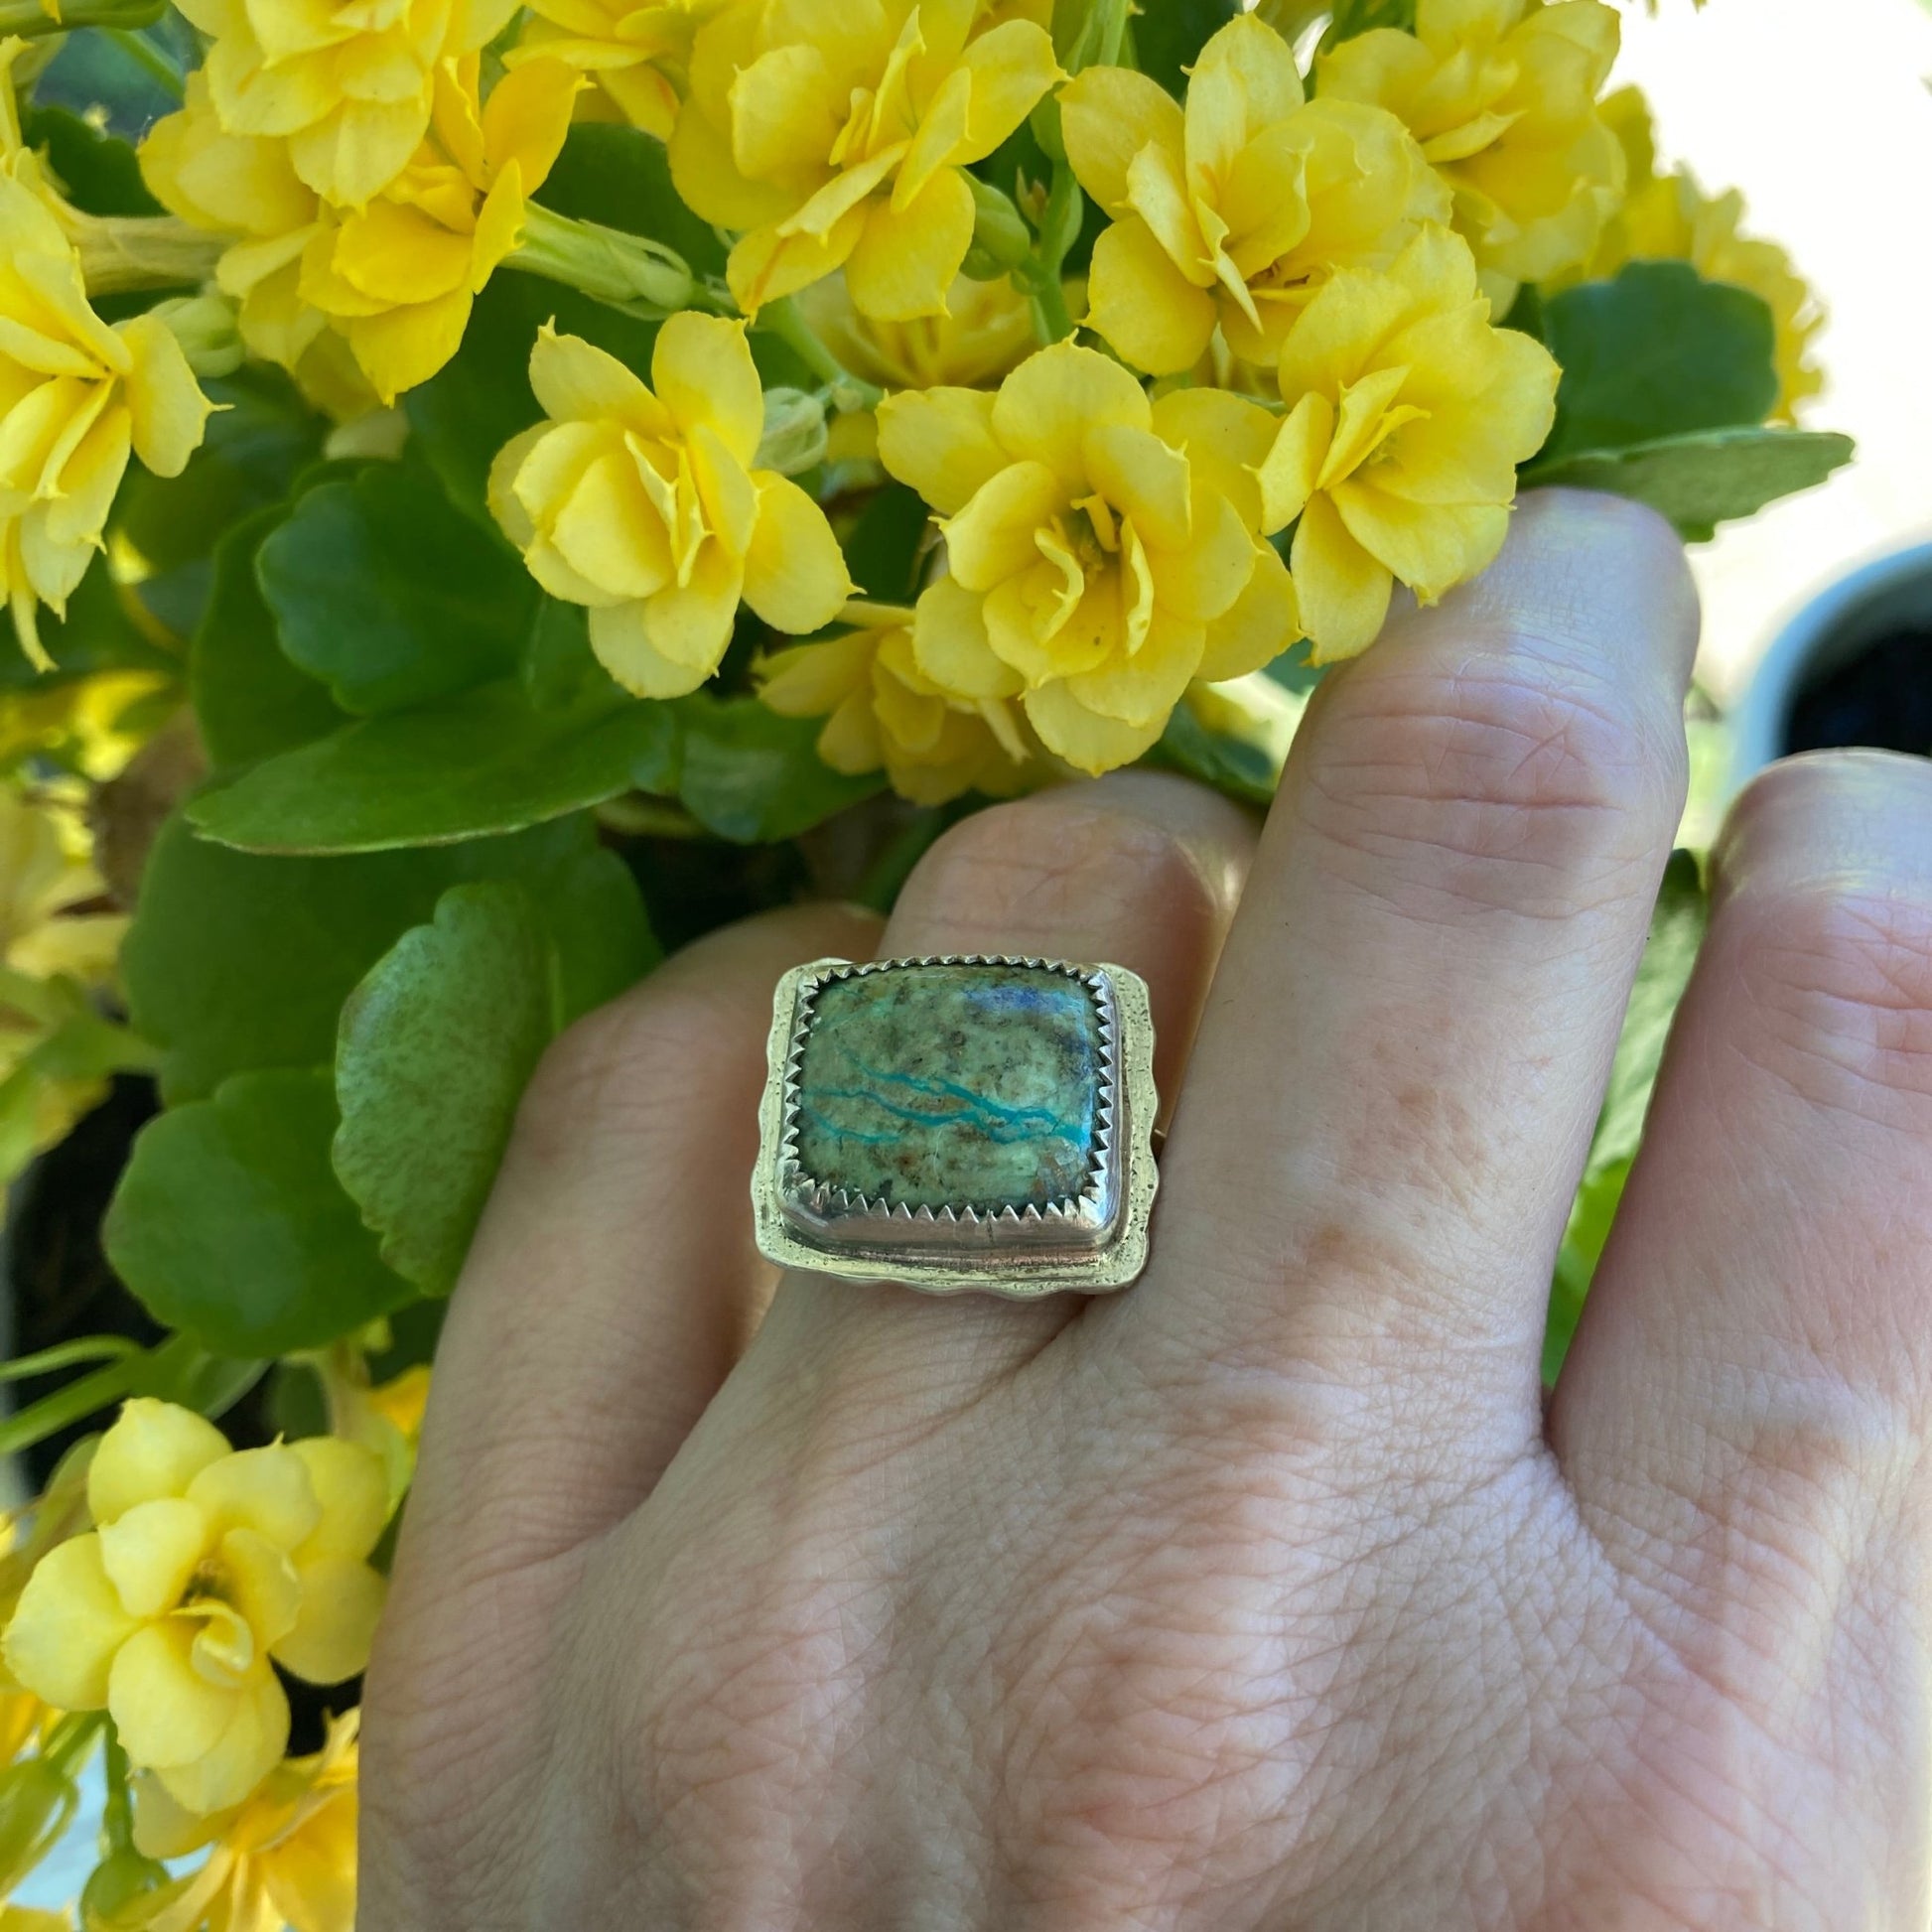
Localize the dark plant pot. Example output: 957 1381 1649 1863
1731 541 1932 782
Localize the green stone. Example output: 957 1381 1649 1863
792 963 1103 1210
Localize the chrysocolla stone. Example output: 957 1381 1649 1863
792 963 1103 1210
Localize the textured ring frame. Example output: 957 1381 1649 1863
753 955 1160 1297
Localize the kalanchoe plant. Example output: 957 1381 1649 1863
0 0 1854 1916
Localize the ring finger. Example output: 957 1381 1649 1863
749 768 1259 1401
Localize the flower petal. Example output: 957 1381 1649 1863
588 600 710 697
151 1662 289 1816
1084 421 1192 553
991 343 1149 487
1148 487 1259 623
291 1437 392 1565
955 18 1061 162
844 169 975 323
97 1498 209 1620
638 544 744 674
875 386 1005 514
1331 483 1508 604
1149 386 1277 533
1022 679 1166 775
274 1557 387 1684
88 1400 229 1526
1 1534 140 1709
1292 487 1393 660
743 473 854 633
115 316 212 479
912 575 1023 697
1059 65 1185 213
1066 606 1204 727
1083 216 1217 377
940 460 1063 592
1196 537 1301 680
652 313 763 464
1255 390 1334 534
186 1445 323 1553
109 1620 234 1769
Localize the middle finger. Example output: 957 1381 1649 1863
1116 491 1699 1442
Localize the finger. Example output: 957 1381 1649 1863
1121 492 1699 1438
752 770 1257 1399
404 900 883 1578
1554 753 1932 1574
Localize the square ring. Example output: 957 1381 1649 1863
753 955 1159 1298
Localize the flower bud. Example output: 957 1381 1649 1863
80 1846 178 1931
0 1756 79 1897
149 291 243 378
512 204 699 318
755 387 829 477
965 178 1031 273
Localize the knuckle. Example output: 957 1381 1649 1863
897 790 1220 947
508 977 754 1171
1729 878 1932 1124
1299 631 1685 920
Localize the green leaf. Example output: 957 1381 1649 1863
840 483 931 605
1590 849 1709 1174
634 692 883 842
406 269 659 528
1 561 176 688
540 121 729 278
1321 0 1417 46
1149 698 1282 809
257 464 534 714
1525 426 1855 543
192 505 346 770
334 886 555 1293
188 679 674 853
104 1068 417 1357
1132 0 1242 95
1542 851 1710 1383
1537 263 1778 465
116 366 323 577
123 810 640 1102
21 104 159 213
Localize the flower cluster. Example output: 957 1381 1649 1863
3 1399 389 1814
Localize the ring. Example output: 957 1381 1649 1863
753 955 1159 1297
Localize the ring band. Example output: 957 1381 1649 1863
753 955 1159 1297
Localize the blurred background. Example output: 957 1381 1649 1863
1616 0 1932 703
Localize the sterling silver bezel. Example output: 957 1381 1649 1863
752 955 1158 1298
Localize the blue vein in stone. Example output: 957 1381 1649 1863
799 1046 1078 1147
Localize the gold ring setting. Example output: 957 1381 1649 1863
753 955 1159 1298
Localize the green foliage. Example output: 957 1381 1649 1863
541 121 728 278
122 811 642 1101
21 103 160 213
186 680 671 852
1526 428 1856 543
1131 0 1242 96
336 875 652 1293
104 1069 417 1357
192 505 347 769
1543 851 1709 1382
1322 0 1417 46
633 692 885 841
1150 702 1280 809
258 464 534 713
1535 262 1779 465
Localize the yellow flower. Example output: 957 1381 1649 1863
1060 14 1448 374
877 341 1300 774
298 57 579 406
1317 0 1624 307
1255 223 1558 660
509 0 724 138
173 0 520 207
113 1709 359 1932
0 176 210 669
668 0 1061 319
0 787 123 986
758 600 1040 804
490 317 853 697
797 271 1035 391
1571 87 1822 423
138 74 366 421
2 1401 389 1817
1 1903 69 1932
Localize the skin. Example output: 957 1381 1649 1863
360 491 1932 1928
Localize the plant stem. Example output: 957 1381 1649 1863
756 298 883 411
1025 271 1075 346
104 25 183 99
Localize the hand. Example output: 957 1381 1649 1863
360 492 1932 1929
